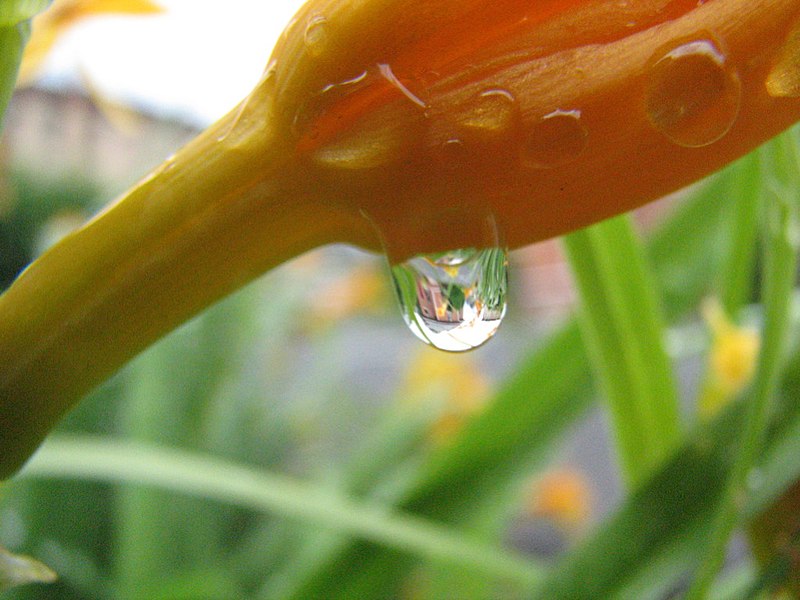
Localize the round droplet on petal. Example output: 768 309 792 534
312 105 415 170
391 247 509 352
766 20 800 98
646 38 741 148
434 138 469 169
522 109 588 169
454 88 519 137
304 15 330 58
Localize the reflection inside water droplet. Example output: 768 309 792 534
391 247 508 352
646 38 741 148
767 20 800 98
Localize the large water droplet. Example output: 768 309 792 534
391 247 508 352
304 15 329 58
767 20 800 98
522 109 587 169
646 38 741 148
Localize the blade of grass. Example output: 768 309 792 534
0 0 51 129
17 435 546 589
686 129 800 598
0 22 29 130
717 154 761 314
533 338 800 599
0 0 52 25
562 214 681 489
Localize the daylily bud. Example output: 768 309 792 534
272 0 800 258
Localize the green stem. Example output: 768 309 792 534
563 215 682 489
686 132 800 599
0 76 372 479
18 435 544 588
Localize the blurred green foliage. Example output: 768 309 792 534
0 171 98 288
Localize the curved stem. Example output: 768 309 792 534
0 78 372 478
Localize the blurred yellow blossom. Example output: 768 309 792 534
525 468 593 535
698 298 761 419
18 0 163 85
306 260 391 327
400 347 490 444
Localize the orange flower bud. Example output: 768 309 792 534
272 0 800 259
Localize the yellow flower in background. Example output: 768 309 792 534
400 347 490 444
526 468 593 535
17 0 163 85
306 260 391 327
699 298 761 419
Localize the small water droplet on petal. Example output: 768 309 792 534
646 38 741 148
435 138 468 169
455 88 518 136
522 109 587 169
304 15 329 58
392 247 508 352
767 20 800 98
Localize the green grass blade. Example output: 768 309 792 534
17 435 545 588
0 0 51 26
686 129 800 599
717 154 761 313
533 350 800 599
563 215 681 489
0 544 56 592
0 21 29 129
0 0 51 129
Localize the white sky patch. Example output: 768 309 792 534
37 0 307 125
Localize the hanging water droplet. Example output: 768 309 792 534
304 15 329 58
391 247 508 352
766 20 800 98
645 38 741 148
522 109 587 169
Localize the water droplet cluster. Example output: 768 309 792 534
294 12 753 175
286 11 792 349
392 247 508 352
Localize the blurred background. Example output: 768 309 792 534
0 1 781 599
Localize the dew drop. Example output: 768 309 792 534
297 70 419 170
646 38 741 148
391 247 508 352
522 109 588 169
435 138 468 169
455 88 518 136
304 15 329 58
766 20 800 98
